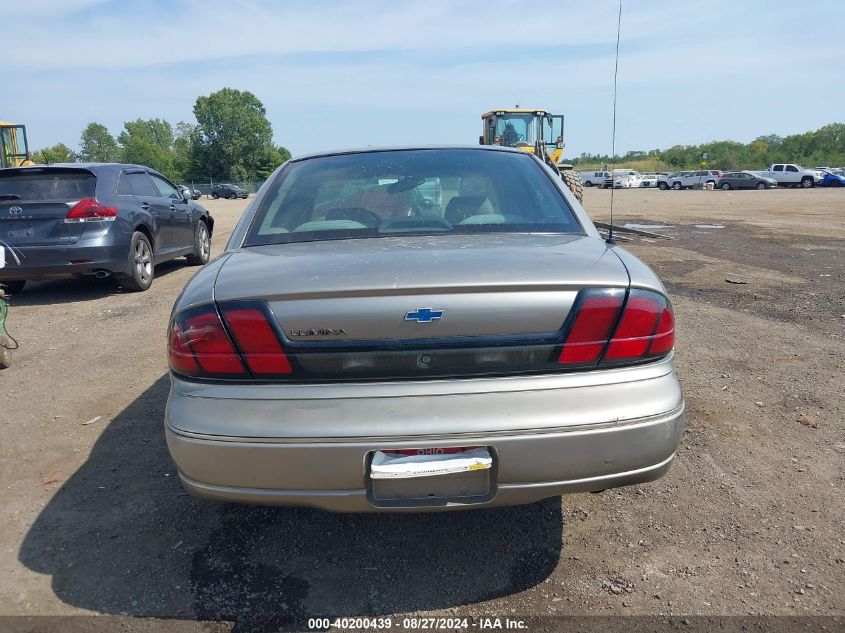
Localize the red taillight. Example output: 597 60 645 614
168 306 246 377
169 303 293 378
604 295 660 359
558 291 624 364
558 289 675 366
221 307 292 375
168 320 200 374
65 197 118 222
604 291 674 362
646 303 675 355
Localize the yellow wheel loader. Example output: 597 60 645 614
480 109 583 202
0 122 32 168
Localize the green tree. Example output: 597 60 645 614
172 121 196 183
662 145 688 169
32 143 76 164
191 88 285 180
78 122 120 162
573 122 843 171
119 118 174 151
118 118 177 179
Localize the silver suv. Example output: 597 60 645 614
667 170 723 190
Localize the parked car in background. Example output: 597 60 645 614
210 183 248 199
666 170 722 190
164 146 683 512
817 169 845 187
612 170 642 188
716 171 777 190
181 185 202 200
759 164 822 188
639 174 659 188
0 164 213 294
657 172 688 190
581 171 609 187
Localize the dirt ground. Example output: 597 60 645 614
0 187 842 630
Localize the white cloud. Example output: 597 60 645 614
4 0 682 70
7 0 843 156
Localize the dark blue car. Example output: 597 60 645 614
0 163 214 294
818 170 845 187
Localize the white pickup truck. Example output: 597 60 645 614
758 164 823 188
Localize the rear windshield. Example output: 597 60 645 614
244 149 582 246
0 169 96 202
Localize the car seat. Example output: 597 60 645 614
444 175 494 225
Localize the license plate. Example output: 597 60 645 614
370 446 492 480
368 446 496 506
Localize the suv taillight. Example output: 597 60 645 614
168 303 292 378
65 197 118 222
559 289 674 366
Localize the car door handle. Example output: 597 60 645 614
140 202 151 210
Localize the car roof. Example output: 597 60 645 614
288 145 526 163
22 162 161 175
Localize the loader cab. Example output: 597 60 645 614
0 123 31 169
481 110 565 162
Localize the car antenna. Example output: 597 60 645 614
606 0 623 246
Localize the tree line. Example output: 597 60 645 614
32 88 291 183
572 122 845 171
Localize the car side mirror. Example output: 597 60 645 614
179 187 192 201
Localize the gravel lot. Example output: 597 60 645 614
0 187 842 630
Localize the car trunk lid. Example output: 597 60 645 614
0 168 95 246
214 233 628 339
208 234 631 379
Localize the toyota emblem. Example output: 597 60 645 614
7 206 22 215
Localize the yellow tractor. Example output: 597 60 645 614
0 122 33 168
480 108 582 202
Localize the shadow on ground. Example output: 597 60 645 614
19 375 563 631
5 260 189 306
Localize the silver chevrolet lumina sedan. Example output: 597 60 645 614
165 146 684 512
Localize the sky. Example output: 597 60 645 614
5 0 844 159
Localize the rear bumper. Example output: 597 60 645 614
0 242 128 280
165 356 685 512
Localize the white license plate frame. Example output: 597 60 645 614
366 446 498 508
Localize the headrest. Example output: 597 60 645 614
459 175 489 197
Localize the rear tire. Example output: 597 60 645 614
672 182 683 190
721 182 731 190
118 232 154 292
0 280 25 295
658 182 669 190
186 220 211 266
211 192 219 199
756 182 767 190
560 169 584 203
